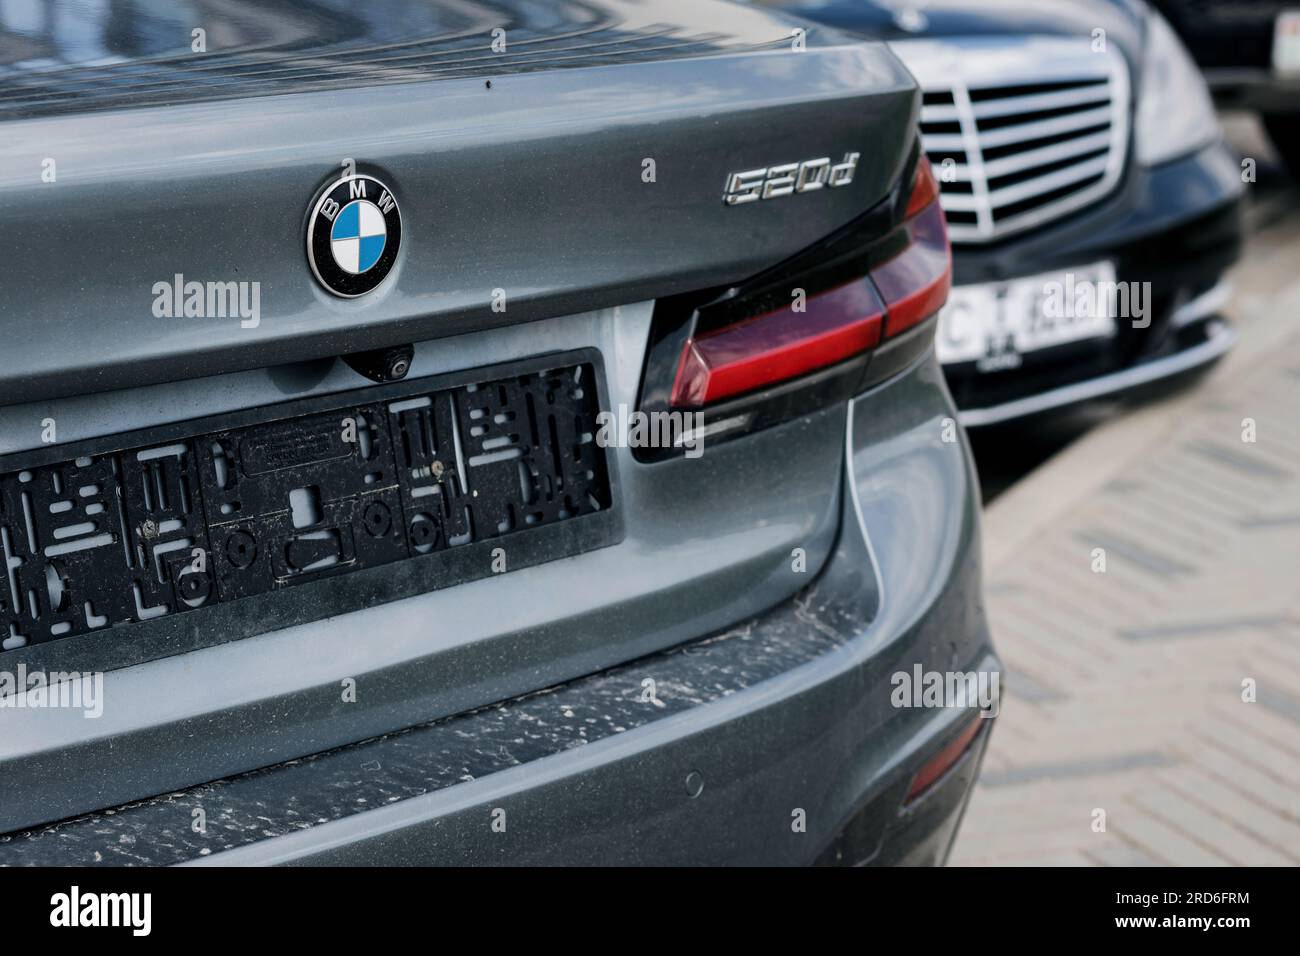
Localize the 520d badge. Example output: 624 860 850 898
306 173 402 297
723 152 860 205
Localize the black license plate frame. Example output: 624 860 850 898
0 348 620 677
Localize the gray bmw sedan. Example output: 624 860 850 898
0 0 996 866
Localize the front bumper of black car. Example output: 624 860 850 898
1205 68 1300 114
941 140 1245 426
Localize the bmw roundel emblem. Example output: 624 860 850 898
306 173 402 297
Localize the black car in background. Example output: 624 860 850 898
770 0 1244 425
1150 0 1300 177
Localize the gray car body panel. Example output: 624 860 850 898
0 352 994 865
0 0 994 862
0 301 850 833
0 2 918 406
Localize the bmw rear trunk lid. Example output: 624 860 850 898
0 0 919 408
0 0 923 833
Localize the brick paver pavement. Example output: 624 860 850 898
950 208 1300 866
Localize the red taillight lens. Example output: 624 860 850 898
874 198 951 338
903 152 940 219
671 279 885 408
905 714 985 805
669 157 950 409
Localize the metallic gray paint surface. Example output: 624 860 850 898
0 0 973 858
0 302 847 833
0 533 871 865
1 353 995 864
0 36 917 406
0 0 841 116
218 353 994 865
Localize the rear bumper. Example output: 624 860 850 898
0 353 995 866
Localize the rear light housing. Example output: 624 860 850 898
670 279 886 408
636 145 950 458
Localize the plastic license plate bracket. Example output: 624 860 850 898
0 350 619 676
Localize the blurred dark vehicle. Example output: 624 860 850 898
1150 0 1300 177
768 0 1244 425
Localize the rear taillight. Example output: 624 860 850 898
903 150 940 219
874 159 950 339
670 279 885 408
668 156 950 410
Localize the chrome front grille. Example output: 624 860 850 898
892 37 1130 243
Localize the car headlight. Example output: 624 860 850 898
1135 8 1220 166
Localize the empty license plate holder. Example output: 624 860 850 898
0 350 619 676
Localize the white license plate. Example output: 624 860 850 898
1275 11 1300 75
935 262 1118 371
